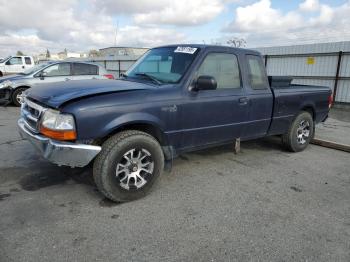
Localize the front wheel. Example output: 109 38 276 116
282 111 314 152
12 87 27 107
93 130 164 202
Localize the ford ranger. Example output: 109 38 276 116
18 45 332 202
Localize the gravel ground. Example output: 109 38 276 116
0 107 349 262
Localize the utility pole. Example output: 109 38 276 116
114 21 119 47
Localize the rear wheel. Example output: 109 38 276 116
282 111 314 152
93 130 164 202
12 87 27 107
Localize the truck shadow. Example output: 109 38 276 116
18 164 94 192
11 136 284 200
190 136 284 157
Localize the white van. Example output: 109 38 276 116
0 56 35 77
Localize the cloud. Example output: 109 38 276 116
0 0 187 56
0 0 114 46
0 34 51 56
97 0 226 26
95 0 170 14
133 0 224 26
117 26 187 46
2 0 350 57
224 0 350 47
226 0 303 33
299 0 320 12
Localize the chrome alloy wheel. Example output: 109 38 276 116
16 91 26 105
296 120 310 145
116 148 154 190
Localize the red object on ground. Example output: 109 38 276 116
104 74 114 79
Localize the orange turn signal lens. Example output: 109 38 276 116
40 126 77 141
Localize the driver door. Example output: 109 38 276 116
180 52 249 150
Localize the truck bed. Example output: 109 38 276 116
268 82 331 136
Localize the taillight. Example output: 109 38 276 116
328 93 333 109
104 74 114 79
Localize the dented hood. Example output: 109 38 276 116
26 79 155 108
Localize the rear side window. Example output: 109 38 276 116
73 63 98 75
197 53 241 89
246 55 268 89
25 57 32 65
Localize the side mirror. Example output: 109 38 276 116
39 71 47 79
193 75 217 91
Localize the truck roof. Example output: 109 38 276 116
8 55 33 58
154 44 261 56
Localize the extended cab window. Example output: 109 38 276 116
25 57 32 65
246 55 268 89
73 63 98 75
6 57 22 65
42 63 71 77
197 53 241 89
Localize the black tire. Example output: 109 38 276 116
93 130 164 202
0 71 3 77
282 111 314 152
12 87 27 107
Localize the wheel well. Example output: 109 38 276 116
14 86 30 91
0 71 3 77
11 86 30 98
102 123 167 146
301 106 315 120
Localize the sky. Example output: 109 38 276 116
0 0 350 56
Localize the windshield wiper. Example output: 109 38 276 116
135 73 162 85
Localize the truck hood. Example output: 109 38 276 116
26 79 156 108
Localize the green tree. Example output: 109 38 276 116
227 37 247 48
16 50 24 56
89 49 101 57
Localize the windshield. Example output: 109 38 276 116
0 56 10 63
21 63 49 75
126 46 199 84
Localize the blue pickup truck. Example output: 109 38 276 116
18 45 332 202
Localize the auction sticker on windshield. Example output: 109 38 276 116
174 46 198 54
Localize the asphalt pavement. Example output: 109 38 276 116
0 106 349 262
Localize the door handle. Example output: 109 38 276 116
22 66 25 69
238 97 249 105
65 78 70 81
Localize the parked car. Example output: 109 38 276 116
18 45 332 202
0 56 35 77
0 61 114 106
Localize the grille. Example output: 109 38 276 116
21 99 46 133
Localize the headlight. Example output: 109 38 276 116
40 109 76 140
41 109 75 130
0 80 12 89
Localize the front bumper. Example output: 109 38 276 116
18 118 101 167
